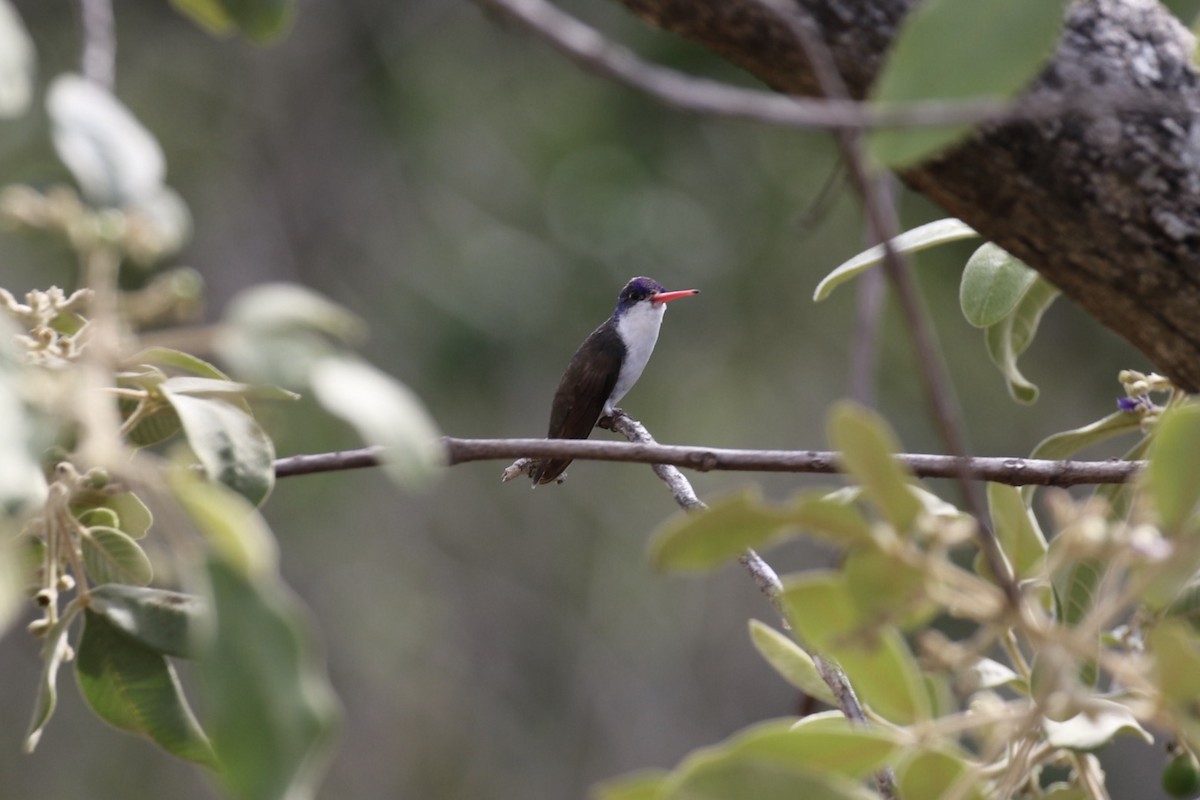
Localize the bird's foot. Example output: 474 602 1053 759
597 408 626 431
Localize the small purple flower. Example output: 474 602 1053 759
1117 396 1139 412
1117 395 1153 412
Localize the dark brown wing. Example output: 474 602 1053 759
532 324 622 485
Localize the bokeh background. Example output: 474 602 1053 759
0 1 1167 798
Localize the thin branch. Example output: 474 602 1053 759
469 0 1196 133
78 0 116 90
776 2 1019 610
272 438 1143 487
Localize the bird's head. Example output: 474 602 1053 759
615 276 699 314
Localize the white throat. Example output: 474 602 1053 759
608 301 667 413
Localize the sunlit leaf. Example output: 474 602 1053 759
781 574 930 724
987 482 1047 579
1147 403 1200 533
76 610 216 765
868 0 1069 166
984 277 1060 404
814 218 977 301
200 556 339 800
0 0 34 117
1042 700 1152 751
310 356 443 489
82 526 154 586
828 402 921 532
23 611 75 753
747 619 836 705
162 388 275 506
960 243 1037 328
89 584 204 658
667 756 874 800
46 74 165 206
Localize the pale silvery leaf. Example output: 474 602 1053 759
310 357 443 488
0 0 34 117
47 74 165 206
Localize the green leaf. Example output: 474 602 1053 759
649 489 795 572
842 544 932 630
987 482 1047 579
592 770 668 800
73 490 154 539
89 584 204 658
747 620 836 705
868 0 1069 166
667 757 874 800
781 574 930 724
828 402 921 532
0 532 26 638
76 610 216 766
1151 620 1200 708
199 556 339 800
1022 410 1142 503
47 74 166 207
814 218 977 301
162 375 299 403
162 389 275 506
984 277 1060 404
1042 700 1151 751
128 346 232 381
959 243 1037 328
0 317 49 515
650 489 874 573
82 526 154 586
216 282 365 388
172 473 277 577
0 0 34 118
168 0 294 42
309 356 444 489
726 716 900 778
1095 435 1152 520
23 611 76 753
895 748 987 800
1147 404 1200 533
1052 556 1102 628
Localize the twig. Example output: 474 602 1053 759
273 438 1144 486
78 0 116 89
776 2 1019 610
468 0 1197 133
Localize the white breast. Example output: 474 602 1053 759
608 301 667 413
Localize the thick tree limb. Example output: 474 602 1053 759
273 438 1143 486
609 0 1200 391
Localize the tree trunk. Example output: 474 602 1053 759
615 0 1200 391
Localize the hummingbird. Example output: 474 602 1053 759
531 276 699 485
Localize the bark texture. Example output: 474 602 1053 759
615 0 1200 391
